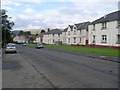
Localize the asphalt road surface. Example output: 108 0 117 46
2 45 118 88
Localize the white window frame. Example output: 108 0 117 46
92 35 95 43
93 24 95 31
74 30 76 35
101 35 107 43
68 38 70 43
117 21 120 28
102 22 107 29
73 37 76 43
79 37 81 43
68 31 70 35
117 34 120 44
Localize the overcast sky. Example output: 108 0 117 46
1 0 119 30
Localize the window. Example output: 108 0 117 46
58 34 60 37
117 34 120 44
101 35 107 43
79 37 81 43
64 38 66 42
73 37 76 43
93 24 95 31
74 30 76 35
117 21 120 28
80 30 81 34
53 34 54 37
68 31 70 35
53 39 55 43
74 27 76 29
102 22 107 29
92 35 95 43
68 38 70 43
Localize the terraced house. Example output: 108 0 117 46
42 10 120 48
88 11 120 48
64 22 90 46
43 29 62 44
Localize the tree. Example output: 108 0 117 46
19 31 31 36
19 30 24 35
29 36 36 43
1 9 14 46
24 31 31 35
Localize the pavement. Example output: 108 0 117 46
45 48 119 63
2 51 54 88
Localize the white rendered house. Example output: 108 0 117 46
88 11 120 48
65 22 90 46
43 29 62 44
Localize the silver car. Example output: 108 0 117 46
36 42 44 49
5 43 17 53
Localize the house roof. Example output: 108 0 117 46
92 10 120 24
36 33 44 38
50 29 62 34
63 28 68 32
69 25 73 30
14 35 29 40
44 29 62 34
75 22 90 30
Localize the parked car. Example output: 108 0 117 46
36 42 44 49
23 43 26 46
5 43 17 53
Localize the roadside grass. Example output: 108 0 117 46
45 45 119 57
26 44 36 47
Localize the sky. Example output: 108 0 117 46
1 0 120 30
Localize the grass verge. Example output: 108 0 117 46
26 44 36 47
45 45 119 57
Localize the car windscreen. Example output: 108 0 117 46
37 43 42 45
7 44 15 47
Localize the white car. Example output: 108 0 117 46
23 43 27 46
5 43 17 53
36 42 44 49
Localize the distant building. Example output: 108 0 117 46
43 29 62 44
34 29 49 43
23 29 48 35
13 35 29 43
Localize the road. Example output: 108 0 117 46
2 45 118 88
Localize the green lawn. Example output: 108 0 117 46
44 45 119 57
26 44 36 47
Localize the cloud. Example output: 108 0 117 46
24 8 36 13
2 0 43 3
7 1 118 30
2 0 22 6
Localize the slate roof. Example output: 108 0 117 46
36 34 44 38
92 10 120 24
69 25 74 30
63 28 68 32
75 22 90 30
44 29 62 34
